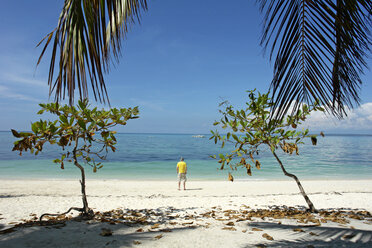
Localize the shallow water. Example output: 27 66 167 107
0 132 371 180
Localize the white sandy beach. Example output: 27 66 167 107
1 179 372 247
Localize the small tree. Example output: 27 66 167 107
12 100 139 219
210 90 323 212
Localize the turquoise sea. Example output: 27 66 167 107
0 132 371 181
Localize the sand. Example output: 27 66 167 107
1 179 372 247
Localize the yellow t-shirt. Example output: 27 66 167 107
177 161 187 173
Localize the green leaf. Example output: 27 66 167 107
227 132 231 140
232 133 239 142
78 100 86 110
59 115 68 124
77 119 86 130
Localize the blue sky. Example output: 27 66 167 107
1 0 372 134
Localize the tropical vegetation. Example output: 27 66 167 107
210 90 324 212
12 100 139 219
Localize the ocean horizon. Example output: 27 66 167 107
0 131 371 181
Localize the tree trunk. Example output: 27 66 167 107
74 161 91 215
272 150 317 213
73 147 93 218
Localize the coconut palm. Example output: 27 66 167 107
258 0 372 120
37 0 148 105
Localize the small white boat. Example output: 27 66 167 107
192 135 205 138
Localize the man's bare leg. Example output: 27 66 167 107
178 181 181 190
183 181 186 190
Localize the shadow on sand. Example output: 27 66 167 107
245 221 372 248
0 221 199 248
1 207 372 247
184 188 203 191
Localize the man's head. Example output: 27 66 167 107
180 157 184 161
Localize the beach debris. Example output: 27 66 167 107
100 228 113 236
293 228 305 232
133 241 142 245
182 221 194 226
262 233 274 241
222 226 237 231
154 234 163 240
309 232 318 236
4 206 372 239
342 234 356 239
255 245 267 248
252 228 263 231
228 172 234 182
242 229 247 233
151 223 160 229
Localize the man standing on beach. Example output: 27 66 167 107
177 157 187 190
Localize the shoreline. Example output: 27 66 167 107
1 175 372 181
1 179 372 247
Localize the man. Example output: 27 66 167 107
177 157 187 190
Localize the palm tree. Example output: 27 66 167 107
258 0 372 120
38 0 372 120
37 0 148 105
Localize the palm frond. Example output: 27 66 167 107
258 0 372 120
37 0 148 105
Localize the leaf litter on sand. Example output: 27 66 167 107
154 234 163 240
2 205 371 237
262 233 274 241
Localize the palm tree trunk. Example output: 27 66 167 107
272 150 316 213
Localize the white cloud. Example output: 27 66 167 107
303 102 372 132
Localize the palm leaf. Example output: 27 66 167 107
258 0 372 120
37 0 148 105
